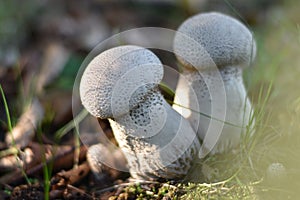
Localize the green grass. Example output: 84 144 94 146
54 109 88 141
36 126 50 200
0 84 31 185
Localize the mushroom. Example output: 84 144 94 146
266 162 287 181
86 143 128 180
173 12 256 155
80 45 200 180
265 162 287 187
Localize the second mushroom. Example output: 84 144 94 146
173 12 256 155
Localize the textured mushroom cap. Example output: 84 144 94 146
174 12 256 70
80 45 163 118
266 162 287 180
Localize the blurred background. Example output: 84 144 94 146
0 0 299 199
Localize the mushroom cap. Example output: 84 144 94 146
266 162 287 180
174 12 256 71
80 45 163 119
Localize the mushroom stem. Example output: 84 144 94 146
174 66 254 155
109 87 199 180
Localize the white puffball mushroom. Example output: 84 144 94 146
80 45 200 180
266 162 287 182
87 143 128 180
173 12 256 155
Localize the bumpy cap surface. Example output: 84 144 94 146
266 162 286 180
80 45 163 118
174 12 256 70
